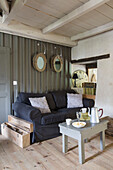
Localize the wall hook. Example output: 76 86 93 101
37 42 46 55
54 46 62 57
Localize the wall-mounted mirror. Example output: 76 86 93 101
33 53 47 72
51 55 63 72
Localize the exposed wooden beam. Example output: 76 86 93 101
42 0 110 34
2 0 28 24
71 21 113 41
71 54 110 64
0 0 9 14
0 20 77 47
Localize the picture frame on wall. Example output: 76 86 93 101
88 68 97 83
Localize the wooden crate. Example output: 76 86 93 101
1 115 33 148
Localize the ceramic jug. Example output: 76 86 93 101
88 107 103 123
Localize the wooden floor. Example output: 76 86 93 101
0 134 113 170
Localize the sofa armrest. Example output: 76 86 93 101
12 102 41 124
83 98 95 108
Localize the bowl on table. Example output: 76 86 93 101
72 122 86 128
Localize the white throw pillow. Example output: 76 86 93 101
67 93 83 108
29 96 51 114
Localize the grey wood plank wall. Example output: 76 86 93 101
0 32 71 105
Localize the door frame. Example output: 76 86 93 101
0 47 10 124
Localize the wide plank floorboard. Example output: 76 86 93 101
0 134 113 170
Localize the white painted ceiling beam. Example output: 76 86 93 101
2 0 28 24
0 20 77 47
71 21 113 41
0 0 9 14
42 0 110 34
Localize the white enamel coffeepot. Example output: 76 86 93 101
88 107 103 123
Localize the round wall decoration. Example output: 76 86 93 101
33 53 47 72
51 55 63 72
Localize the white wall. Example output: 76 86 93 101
71 64 86 74
72 30 113 118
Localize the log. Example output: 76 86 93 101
102 116 113 136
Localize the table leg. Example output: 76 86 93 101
78 136 85 164
100 130 105 151
62 134 68 153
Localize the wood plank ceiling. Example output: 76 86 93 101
1 0 113 41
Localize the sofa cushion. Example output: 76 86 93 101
67 93 83 108
29 97 51 114
51 90 66 109
41 108 80 125
46 93 56 110
16 92 56 111
50 89 78 109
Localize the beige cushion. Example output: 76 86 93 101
67 93 83 108
29 97 51 113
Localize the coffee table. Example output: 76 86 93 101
59 119 108 164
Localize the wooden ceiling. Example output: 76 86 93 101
1 0 113 42
12 0 90 29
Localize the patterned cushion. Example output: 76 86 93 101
29 97 51 113
67 93 83 108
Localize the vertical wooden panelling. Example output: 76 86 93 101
65 47 68 89
13 36 18 91
50 43 53 91
53 44 57 90
25 39 29 92
0 33 3 46
31 40 35 92
33 41 37 93
47 43 52 91
0 32 71 107
9 35 13 112
4 34 9 47
28 39 31 92
63 47 66 90
68 48 71 89
36 41 40 93
40 42 44 92
58 45 62 90
22 38 25 92
19 38 22 92
44 42 47 92
56 45 60 90
18 37 20 92
61 46 64 90
46 43 49 91
19 37 22 92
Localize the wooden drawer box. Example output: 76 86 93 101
1 115 33 148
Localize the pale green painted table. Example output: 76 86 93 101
59 119 109 164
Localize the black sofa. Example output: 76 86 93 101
12 89 94 143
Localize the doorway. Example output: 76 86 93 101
0 47 10 127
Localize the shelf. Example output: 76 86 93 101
83 94 96 100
